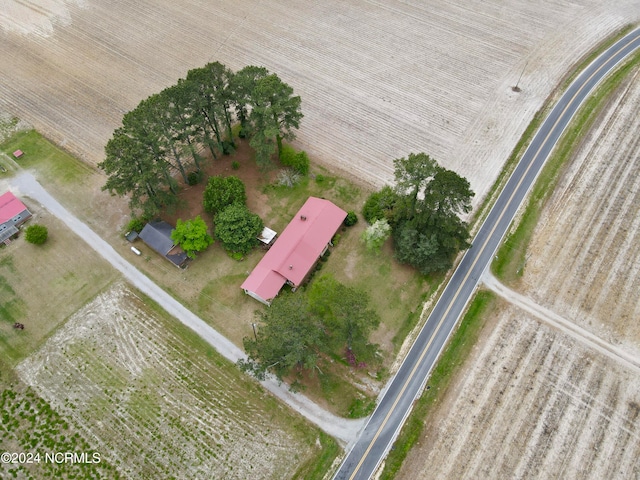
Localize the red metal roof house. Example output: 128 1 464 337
241 197 347 305
0 191 32 244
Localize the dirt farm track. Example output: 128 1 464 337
1 1 639 207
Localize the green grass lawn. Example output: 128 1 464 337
0 128 431 419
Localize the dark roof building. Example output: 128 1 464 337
139 221 188 268
0 191 32 244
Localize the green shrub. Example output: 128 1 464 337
344 211 358 227
362 186 399 224
203 175 247 216
214 204 263 254
315 174 325 183
222 140 235 155
231 160 240 170
280 144 309 176
361 219 391 251
331 233 341 246
25 224 48 245
187 170 203 186
126 217 146 233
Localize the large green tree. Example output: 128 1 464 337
307 275 380 363
170 215 213 259
185 62 236 156
235 67 303 166
202 175 247 216
391 153 474 274
214 204 263 254
239 293 325 381
99 127 177 217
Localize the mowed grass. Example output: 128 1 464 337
1 128 429 417
0 206 117 370
1 129 96 194
15 283 336 479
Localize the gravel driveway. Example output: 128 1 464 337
3 171 365 446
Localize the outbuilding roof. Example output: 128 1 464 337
0 191 29 225
139 220 188 267
241 197 347 304
139 221 176 255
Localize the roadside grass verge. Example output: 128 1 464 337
493 48 640 283
378 290 496 480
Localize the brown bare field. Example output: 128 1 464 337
15 283 329 479
521 67 640 354
1 1 639 210
396 61 640 479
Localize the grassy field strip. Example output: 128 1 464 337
16 283 326 479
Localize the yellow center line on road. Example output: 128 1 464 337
346 29 640 480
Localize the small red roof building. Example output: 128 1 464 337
0 191 32 244
241 197 347 305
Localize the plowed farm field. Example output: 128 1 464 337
396 62 640 478
15 283 327 479
1 1 639 208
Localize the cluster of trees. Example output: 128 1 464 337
99 62 302 217
166 175 264 259
239 275 380 384
363 152 474 274
201 175 263 256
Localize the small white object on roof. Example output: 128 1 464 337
131 246 141 255
258 226 277 245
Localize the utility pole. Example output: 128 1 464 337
512 60 528 92
251 322 257 341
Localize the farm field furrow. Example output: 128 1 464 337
15 283 325 479
1 1 639 207
523 67 640 352
397 308 640 480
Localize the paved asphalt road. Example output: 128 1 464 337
333 27 640 480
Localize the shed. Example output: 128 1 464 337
139 221 188 268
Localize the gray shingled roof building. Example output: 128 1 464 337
138 221 188 268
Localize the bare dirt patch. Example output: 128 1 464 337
0 1 638 210
16 283 326 479
162 141 274 227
